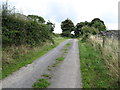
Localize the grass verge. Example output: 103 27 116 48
2 37 67 79
79 40 118 88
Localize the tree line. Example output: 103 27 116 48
2 2 107 48
61 18 106 38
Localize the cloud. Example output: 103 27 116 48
100 11 117 24
106 23 118 30
44 1 79 23
1 0 119 32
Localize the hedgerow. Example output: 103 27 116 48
2 3 53 47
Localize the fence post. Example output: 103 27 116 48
102 36 106 47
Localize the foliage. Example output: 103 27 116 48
75 22 85 37
81 26 99 35
90 18 106 31
60 18 106 38
47 20 55 32
61 18 74 37
74 18 106 37
27 15 45 23
81 26 94 42
81 26 91 35
56 57 64 61
42 74 52 79
32 79 50 88
61 30 72 37
2 3 53 47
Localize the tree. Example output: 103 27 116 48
84 21 90 26
62 31 72 37
81 26 91 35
75 22 85 37
75 18 106 37
47 20 55 33
81 26 99 41
27 15 45 23
75 21 91 37
81 26 99 35
81 26 93 41
61 18 74 37
90 18 106 32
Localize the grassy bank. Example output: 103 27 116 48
89 35 119 81
79 39 118 88
2 37 67 79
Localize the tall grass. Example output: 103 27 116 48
89 35 119 86
79 40 113 88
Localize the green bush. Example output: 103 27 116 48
2 3 53 47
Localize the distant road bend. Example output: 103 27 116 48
0 39 82 88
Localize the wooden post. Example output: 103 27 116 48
103 36 106 47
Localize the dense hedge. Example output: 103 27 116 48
2 5 53 47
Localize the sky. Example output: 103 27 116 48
1 0 119 33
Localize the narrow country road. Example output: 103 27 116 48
0 39 82 88
48 39 82 88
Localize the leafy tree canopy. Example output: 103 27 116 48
61 18 74 37
27 15 45 23
81 26 99 35
90 18 106 31
74 18 106 37
47 20 55 32
75 21 90 37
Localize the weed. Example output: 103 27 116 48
64 51 68 53
64 43 70 51
42 74 52 79
32 78 50 88
51 62 58 67
61 42 71 57
66 43 70 46
64 48 68 51
48 68 52 71
56 57 64 61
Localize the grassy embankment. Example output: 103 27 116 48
2 37 67 79
79 35 119 88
